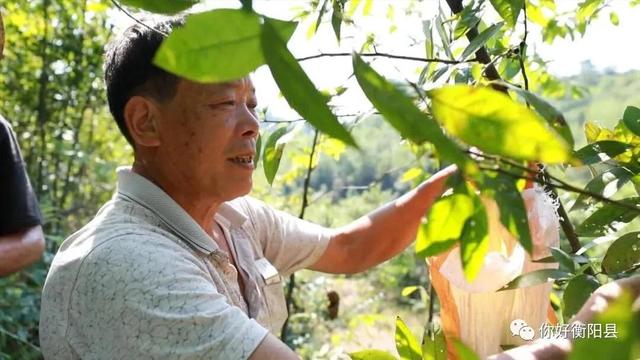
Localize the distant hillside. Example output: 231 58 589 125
554 67 640 148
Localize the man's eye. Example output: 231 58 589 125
209 101 235 109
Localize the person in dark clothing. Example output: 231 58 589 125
0 115 45 276
0 11 45 276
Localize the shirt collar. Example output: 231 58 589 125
115 166 247 254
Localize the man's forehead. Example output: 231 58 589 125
192 78 256 95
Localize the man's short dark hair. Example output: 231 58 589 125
104 17 184 146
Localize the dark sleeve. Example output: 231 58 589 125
0 116 42 235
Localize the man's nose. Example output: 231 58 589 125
238 106 260 138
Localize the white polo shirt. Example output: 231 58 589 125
40 167 331 359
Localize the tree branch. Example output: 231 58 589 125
297 51 476 64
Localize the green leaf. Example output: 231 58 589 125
601 231 640 274
460 22 503 61
262 126 289 185
623 106 640 137
574 140 631 165
499 269 571 290
505 84 575 148
609 11 620 25
254 133 263 167
349 349 398 360
240 0 252 10
453 340 481 360
422 327 447 360
314 0 330 33
550 247 578 273
576 198 640 237
481 173 532 253
563 274 600 321
488 0 524 28
454 3 481 40
119 0 198 14
352 54 475 173
569 291 640 360
331 0 345 41
154 11 297 83
459 191 490 281
416 194 474 258
435 15 454 59
395 317 421 360
261 19 357 147
427 85 571 163
571 167 635 211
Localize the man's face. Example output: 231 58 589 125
152 77 259 202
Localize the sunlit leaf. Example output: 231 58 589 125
154 11 296 83
314 0 330 33
261 19 357 147
499 269 571 290
254 133 262 167
353 54 475 173
576 198 640 237
454 3 481 40
331 0 346 41
488 0 524 27
459 191 490 281
563 274 600 321
349 349 398 360
505 84 575 148
422 326 447 360
428 85 571 163
416 194 474 258
549 247 578 273
395 317 421 360
263 126 289 185
601 231 640 274
609 11 620 25
435 14 454 59
119 0 198 14
460 22 503 61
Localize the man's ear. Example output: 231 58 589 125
124 96 161 147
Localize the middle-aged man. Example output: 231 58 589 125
39 17 640 360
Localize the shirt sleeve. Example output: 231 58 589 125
0 116 42 235
69 236 268 360
236 197 332 277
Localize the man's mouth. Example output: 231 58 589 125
228 155 254 168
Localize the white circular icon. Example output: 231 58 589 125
519 326 535 341
510 319 527 336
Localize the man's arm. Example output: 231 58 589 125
249 334 300 360
311 165 457 274
0 225 45 276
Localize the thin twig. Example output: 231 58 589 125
297 51 476 64
110 0 169 37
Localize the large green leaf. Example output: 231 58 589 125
349 350 398 360
453 340 481 360
395 317 421 360
601 231 640 274
488 0 524 28
499 269 571 290
331 0 346 41
453 3 481 40
460 22 503 61
571 167 635 211
562 274 600 321
569 291 640 360
623 105 640 137
416 194 474 258
427 85 571 163
261 19 357 147
481 173 532 253
459 191 490 281
119 0 198 14
574 140 631 165
262 126 289 185
422 327 447 360
154 11 296 83
505 84 575 148
576 198 640 237
353 55 475 173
